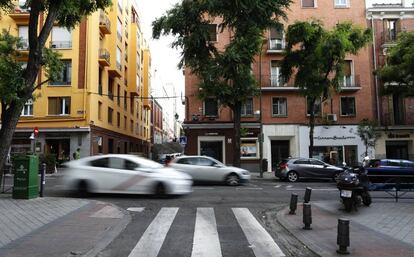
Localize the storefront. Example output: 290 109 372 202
375 129 414 160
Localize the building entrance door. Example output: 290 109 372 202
200 141 223 162
271 140 290 170
45 139 70 163
386 141 409 159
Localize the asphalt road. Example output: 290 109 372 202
16 174 340 257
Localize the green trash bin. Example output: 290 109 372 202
12 155 39 199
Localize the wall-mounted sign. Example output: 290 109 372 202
314 136 356 140
205 132 218 136
388 133 410 139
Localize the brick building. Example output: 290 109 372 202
183 0 377 171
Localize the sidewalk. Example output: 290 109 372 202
277 199 414 257
0 195 130 257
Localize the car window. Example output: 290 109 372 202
134 157 163 169
108 157 125 169
196 157 216 166
386 160 401 167
310 159 324 165
125 160 139 170
176 158 193 165
294 159 310 165
90 157 110 168
401 161 414 168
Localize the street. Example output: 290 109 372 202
46 174 336 257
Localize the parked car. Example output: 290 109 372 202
275 158 344 182
366 159 414 182
169 155 251 186
61 154 193 196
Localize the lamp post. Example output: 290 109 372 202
258 39 267 178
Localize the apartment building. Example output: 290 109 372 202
2 0 151 162
183 0 376 171
367 0 414 160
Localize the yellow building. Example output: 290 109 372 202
1 0 152 162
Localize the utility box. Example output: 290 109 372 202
12 155 39 199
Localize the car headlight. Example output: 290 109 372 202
241 171 249 175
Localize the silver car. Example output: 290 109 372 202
169 155 251 186
275 158 344 182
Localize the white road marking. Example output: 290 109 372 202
127 207 145 212
285 185 293 188
192 208 222 257
128 208 178 257
193 187 216 190
286 188 337 191
236 187 263 190
232 208 285 257
274 185 282 188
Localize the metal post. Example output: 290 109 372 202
289 193 298 214
304 187 312 203
258 42 264 178
337 218 350 254
303 203 312 230
40 163 46 197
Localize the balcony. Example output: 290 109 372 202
98 49 110 67
17 38 29 55
99 12 111 35
9 3 30 22
260 75 298 92
267 39 285 53
108 61 122 78
50 41 72 49
340 75 361 92
381 30 399 48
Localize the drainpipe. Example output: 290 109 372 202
371 16 381 123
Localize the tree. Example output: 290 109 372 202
281 20 371 158
152 0 291 167
0 0 111 182
356 118 380 158
378 31 414 96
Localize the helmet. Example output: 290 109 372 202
363 156 370 161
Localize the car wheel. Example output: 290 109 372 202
77 180 89 198
287 171 299 182
226 173 240 186
155 183 166 196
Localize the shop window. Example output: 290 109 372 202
306 97 321 116
204 98 218 117
340 96 356 116
302 0 316 8
272 97 287 116
21 99 33 116
241 98 253 116
241 139 259 158
48 97 70 115
50 60 72 85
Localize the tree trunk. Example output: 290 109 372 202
232 102 242 167
308 97 316 158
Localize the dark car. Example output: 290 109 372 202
366 159 414 182
275 158 344 182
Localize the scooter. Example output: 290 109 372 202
336 165 371 212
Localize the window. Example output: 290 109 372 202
384 19 400 42
272 97 287 116
50 60 72 85
269 26 284 50
124 90 127 109
306 97 321 116
98 101 102 120
340 97 356 116
271 61 284 87
118 0 123 14
117 112 120 127
48 97 70 115
241 139 259 158
302 0 316 7
108 107 113 124
204 98 218 117
18 26 28 50
98 69 103 95
130 119 133 132
117 84 121 105
21 99 33 116
205 24 217 42
241 98 253 116
124 115 127 129
117 18 122 41
334 0 348 7
108 78 114 100
51 27 72 48
116 47 122 70
341 60 353 87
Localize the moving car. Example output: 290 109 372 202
61 154 193 196
169 155 251 186
366 159 414 182
275 158 344 182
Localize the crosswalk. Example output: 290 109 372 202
126 207 285 257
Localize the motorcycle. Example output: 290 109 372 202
336 165 371 212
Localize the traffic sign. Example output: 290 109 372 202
179 136 187 145
33 127 39 138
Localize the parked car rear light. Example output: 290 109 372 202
279 163 288 169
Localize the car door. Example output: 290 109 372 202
86 157 127 193
196 157 221 181
121 158 153 194
292 159 312 178
310 159 333 178
170 157 200 179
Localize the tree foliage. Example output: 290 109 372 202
356 118 380 158
153 0 291 167
281 20 371 157
378 32 414 96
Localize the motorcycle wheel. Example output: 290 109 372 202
343 198 353 212
361 192 372 206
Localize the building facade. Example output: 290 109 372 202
2 0 151 162
367 0 414 160
183 0 377 171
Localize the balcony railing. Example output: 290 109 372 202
98 48 110 66
268 39 285 51
17 38 29 50
99 12 111 34
270 75 286 87
340 75 360 88
50 41 72 49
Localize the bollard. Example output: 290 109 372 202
40 163 46 197
337 218 350 254
289 193 298 214
304 187 312 203
302 203 312 230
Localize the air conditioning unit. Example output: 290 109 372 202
327 114 337 122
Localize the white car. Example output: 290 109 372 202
169 155 251 186
61 154 193 196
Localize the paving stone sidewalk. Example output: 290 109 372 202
0 195 130 257
277 200 414 257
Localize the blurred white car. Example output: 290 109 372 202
61 154 192 196
169 155 251 186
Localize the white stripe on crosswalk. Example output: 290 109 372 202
191 208 222 257
232 208 285 257
128 207 178 257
